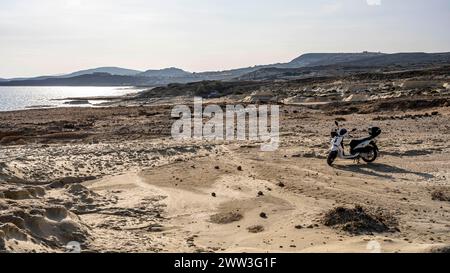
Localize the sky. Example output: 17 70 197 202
0 0 449 78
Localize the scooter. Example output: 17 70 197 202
327 121 381 166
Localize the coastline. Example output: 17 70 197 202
0 86 148 112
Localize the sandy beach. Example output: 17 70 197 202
1 76 449 253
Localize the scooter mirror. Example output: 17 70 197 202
335 121 339 127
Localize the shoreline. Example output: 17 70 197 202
0 86 151 112
0 86 151 113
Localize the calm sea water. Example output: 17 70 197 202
0 86 141 112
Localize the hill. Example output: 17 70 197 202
1 52 449 86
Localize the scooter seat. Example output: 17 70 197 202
350 137 373 149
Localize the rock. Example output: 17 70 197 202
247 225 264 233
321 205 398 235
64 100 91 105
0 215 26 229
45 206 69 221
25 186 46 197
48 176 96 189
0 194 91 252
210 212 243 224
429 245 450 253
3 189 33 200
431 188 450 202
0 223 28 241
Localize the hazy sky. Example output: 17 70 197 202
0 0 449 78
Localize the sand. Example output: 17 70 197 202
1 73 450 253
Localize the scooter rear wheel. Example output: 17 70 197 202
327 151 338 166
361 147 378 163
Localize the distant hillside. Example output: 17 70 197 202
193 52 386 79
64 67 142 77
0 67 143 83
0 73 150 86
237 52 450 81
286 52 385 68
1 52 449 86
138 67 191 78
341 52 450 67
235 65 358 81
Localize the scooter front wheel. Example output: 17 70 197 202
327 151 338 166
361 147 378 163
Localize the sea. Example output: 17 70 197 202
0 86 143 112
